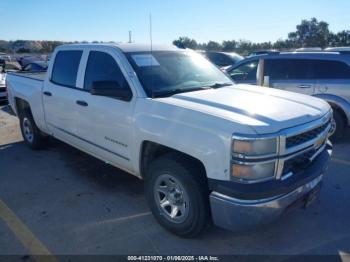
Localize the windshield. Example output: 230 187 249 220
126 51 233 97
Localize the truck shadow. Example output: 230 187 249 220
47 138 145 197
0 140 349 256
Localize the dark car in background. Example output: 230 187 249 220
247 50 279 57
22 61 48 72
199 51 243 69
18 55 48 68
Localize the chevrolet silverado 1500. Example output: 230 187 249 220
6 44 333 237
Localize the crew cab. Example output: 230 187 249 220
6 44 333 237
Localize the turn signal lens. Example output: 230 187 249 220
231 162 275 181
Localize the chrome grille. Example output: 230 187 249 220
286 121 330 149
282 149 316 175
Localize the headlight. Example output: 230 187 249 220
231 161 276 182
232 137 277 157
231 136 279 182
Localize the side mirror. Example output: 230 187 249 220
90 81 132 101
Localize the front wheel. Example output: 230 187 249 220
145 154 209 238
330 110 345 142
19 110 47 149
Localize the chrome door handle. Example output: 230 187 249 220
298 84 311 88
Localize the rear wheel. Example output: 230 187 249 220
145 153 209 238
19 110 47 149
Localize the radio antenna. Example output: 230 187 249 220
149 13 153 53
150 13 154 98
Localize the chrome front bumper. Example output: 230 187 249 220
210 174 323 231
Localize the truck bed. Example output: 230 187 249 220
7 71 46 81
6 71 46 125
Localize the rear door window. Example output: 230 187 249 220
311 60 350 79
51 50 83 87
265 59 313 80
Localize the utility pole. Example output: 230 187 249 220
128 31 132 43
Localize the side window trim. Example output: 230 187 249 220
76 49 90 90
50 50 85 90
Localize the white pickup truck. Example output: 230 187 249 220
6 44 333 237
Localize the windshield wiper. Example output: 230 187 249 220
151 82 232 98
152 87 210 98
206 82 233 89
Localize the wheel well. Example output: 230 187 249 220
15 97 31 116
329 102 347 126
140 141 207 180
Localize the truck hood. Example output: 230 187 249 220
158 84 330 134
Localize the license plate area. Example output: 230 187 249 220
303 182 322 208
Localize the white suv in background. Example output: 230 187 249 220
226 51 350 139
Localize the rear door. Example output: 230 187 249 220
313 59 350 103
76 49 135 171
264 58 315 95
43 49 83 144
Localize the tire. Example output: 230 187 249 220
19 110 47 149
331 110 345 142
145 153 209 238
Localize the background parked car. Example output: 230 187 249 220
247 50 279 57
0 60 21 103
199 51 243 69
226 51 350 140
22 61 48 72
0 66 6 102
18 55 48 68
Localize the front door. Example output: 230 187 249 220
76 50 135 172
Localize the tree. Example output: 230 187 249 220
206 41 222 51
329 30 350 47
288 18 330 48
173 37 198 49
222 40 237 51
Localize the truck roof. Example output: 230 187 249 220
57 43 181 53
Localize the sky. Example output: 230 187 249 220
1 0 350 44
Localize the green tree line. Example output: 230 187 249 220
0 18 348 55
0 40 111 54
173 18 350 55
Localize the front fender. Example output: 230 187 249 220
130 99 255 181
